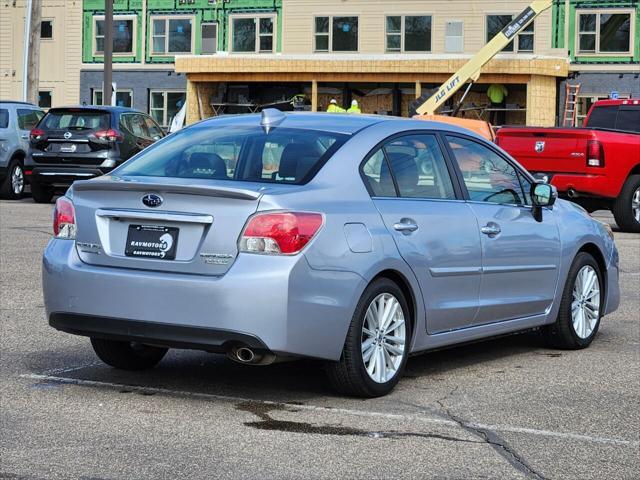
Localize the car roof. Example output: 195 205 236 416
594 99 640 107
192 111 489 139
195 111 401 135
0 101 39 107
48 105 138 113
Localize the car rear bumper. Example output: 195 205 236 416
532 172 618 199
42 239 365 360
49 313 269 353
28 167 109 186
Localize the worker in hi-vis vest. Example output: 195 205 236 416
487 83 508 126
347 100 361 114
327 98 346 113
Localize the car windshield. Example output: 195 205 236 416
41 109 110 131
115 125 349 185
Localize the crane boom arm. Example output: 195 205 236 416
415 0 554 115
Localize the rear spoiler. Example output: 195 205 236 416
72 177 262 201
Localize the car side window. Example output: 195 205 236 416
17 109 42 130
384 134 456 200
121 114 151 139
362 149 396 197
143 115 164 139
446 135 527 206
0 109 8 128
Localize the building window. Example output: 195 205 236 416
230 16 275 53
40 20 53 39
151 16 194 55
92 89 133 108
201 23 217 54
577 11 632 55
445 21 464 53
314 16 358 52
38 91 52 108
486 15 535 53
150 90 185 127
93 15 136 56
385 16 432 52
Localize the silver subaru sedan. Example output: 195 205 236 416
43 110 620 397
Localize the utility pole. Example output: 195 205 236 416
104 0 113 106
22 0 42 104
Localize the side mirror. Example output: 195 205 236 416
531 182 558 222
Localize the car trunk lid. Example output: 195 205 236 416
71 176 264 276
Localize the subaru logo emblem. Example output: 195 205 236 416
63 131 72 139
142 193 163 208
535 141 545 153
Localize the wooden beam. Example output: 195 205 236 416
415 81 422 99
311 79 318 112
187 73 532 85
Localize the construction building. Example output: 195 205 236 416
176 0 570 127
554 0 639 126
79 0 283 127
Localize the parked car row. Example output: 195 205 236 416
0 102 164 202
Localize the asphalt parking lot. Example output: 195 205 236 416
0 198 638 480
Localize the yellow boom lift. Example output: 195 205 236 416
411 0 554 139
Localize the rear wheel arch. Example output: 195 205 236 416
628 164 640 177
370 269 417 339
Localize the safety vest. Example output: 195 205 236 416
327 104 345 113
347 106 361 114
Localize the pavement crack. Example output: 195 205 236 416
436 393 547 480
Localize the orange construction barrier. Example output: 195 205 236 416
413 114 495 142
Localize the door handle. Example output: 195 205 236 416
393 218 419 235
21 134 29 139
480 223 501 237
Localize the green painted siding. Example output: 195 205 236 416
555 0 639 64
82 0 282 64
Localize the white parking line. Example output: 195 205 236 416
20 372 638 448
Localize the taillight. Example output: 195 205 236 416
30 128 45 141
586 140 604 167
53 197 76 239
239 212 323 255
94 129 123 142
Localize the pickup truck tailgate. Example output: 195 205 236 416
496 128 591 174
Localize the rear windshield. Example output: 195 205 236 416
0 109 8 128
587 104 640 133
41 109 110 131
115 125 348 185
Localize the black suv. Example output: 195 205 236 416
26 106 165 203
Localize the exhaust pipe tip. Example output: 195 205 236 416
235 347 255 363
567 188 577 198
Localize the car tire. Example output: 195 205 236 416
30 180 54 203
0 158 25 200
544 252 603 349
326 278 412 397
613 175 640 233
90 338 168 370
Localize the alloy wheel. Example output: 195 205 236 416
361 293 406 383
571 265 600 339
11 164 24 195
632 187 640 223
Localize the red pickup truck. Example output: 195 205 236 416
496 99 640 232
